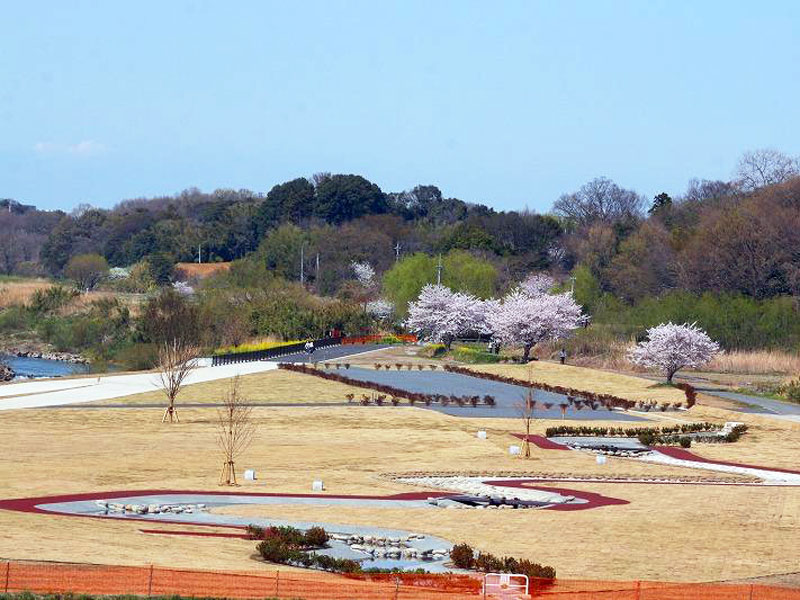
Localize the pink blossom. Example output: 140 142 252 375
405 284 483 348
627 322 720 382
488 291 581 361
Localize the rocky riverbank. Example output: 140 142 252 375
0 362 14 382
3 348 88 364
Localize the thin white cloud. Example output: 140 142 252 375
33 141 60 154
33 140 107 157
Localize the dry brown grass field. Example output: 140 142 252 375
706 350 800 375
0 278 53 308
174 262 231 280
0 277 143 314
100 369 370 405
0 366 798 582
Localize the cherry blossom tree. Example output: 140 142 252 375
366 298 394 322
351 261 376 288
405 284 483 349
488 291 582 361
627 322 720 383
519 273 555 297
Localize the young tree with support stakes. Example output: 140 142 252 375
216 376 256 486
627 322 719 383
156 339 200 423
515 388 537 458
488 290 582 362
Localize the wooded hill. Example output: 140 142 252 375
1 150 799 351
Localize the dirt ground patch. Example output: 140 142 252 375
98 369 368 406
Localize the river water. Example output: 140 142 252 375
2 355 91 379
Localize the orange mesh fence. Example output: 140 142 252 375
1 560 479 600
2 560 799 600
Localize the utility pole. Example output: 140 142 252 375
394 242 402 262
197 243 202 264
300 244 305 284
570 276 576 294
436 254 443 285
315 253 320 280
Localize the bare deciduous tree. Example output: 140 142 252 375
156 339 200 423
735 149 799 191
216 376 256 485
553 177 645 226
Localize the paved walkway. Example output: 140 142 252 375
0 344 389 412
338 367 645 421
0 361 278 411
697 388 800 423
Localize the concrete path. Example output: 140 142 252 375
697 388 800 422
337 367 645 421
0 361 278 411
0 344 391 412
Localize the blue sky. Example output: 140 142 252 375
1 0 798 212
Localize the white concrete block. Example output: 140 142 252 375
244 469 256 481
312 480 325 491
477 430 487 439
596 455 607 465
509 445 521 456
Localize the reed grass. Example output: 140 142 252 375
706 350 800 375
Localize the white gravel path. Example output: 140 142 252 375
0 361 277 411
395 476 577 505
638 451 800 485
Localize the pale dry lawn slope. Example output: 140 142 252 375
101 369 370 406
468 362 685 405
0 398 797 581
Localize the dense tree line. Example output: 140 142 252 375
1 148 798 353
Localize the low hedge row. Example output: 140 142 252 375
444 365 697 409
280 363 496 407
637 424 747 447
545 423 719 438
450 543 556 582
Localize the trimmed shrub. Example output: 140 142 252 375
304 526 329 547
450 543 475 569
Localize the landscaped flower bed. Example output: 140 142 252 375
213 339 303 356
